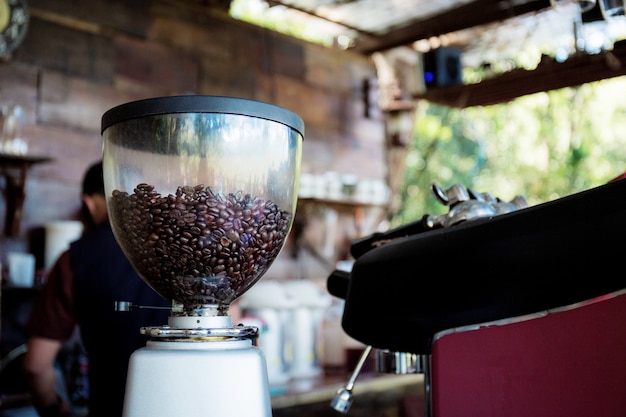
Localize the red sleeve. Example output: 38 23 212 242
26 250 76 340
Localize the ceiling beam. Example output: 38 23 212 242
350 0 553 54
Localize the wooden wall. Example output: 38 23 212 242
0 0 387 280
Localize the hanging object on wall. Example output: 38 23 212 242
0 0 29 59
599 0 625 19
551 0 597 13
581 0 624 21
422 47 463 89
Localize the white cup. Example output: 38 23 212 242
7 252 36 287
44 220 83 271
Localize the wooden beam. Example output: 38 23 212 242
414 40 626 108
351 0 553 54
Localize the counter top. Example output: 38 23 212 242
270 372 423 409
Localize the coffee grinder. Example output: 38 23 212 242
100 96 304 417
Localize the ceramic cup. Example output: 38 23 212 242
7 252 35 287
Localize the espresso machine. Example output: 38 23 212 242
328 179 626 417
100 95 303 417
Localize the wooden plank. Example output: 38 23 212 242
37 70 142 132
198 55 257 98
15 18 114 84
29 0 151 37
0 63 39 125
274 74 342 132
149 15 233 62
113 34 200 94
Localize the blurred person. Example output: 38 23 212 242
23 161 171 417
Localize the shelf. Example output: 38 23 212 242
0 153 54 237
415 40 626 108
298 197 388 210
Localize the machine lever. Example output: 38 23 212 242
330 345 373 414
114 301 171 312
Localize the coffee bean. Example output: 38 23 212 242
109 184 291 313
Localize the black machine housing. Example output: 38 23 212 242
327 178 626 354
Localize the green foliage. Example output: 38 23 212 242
392 77 626 227
229 0 336 47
